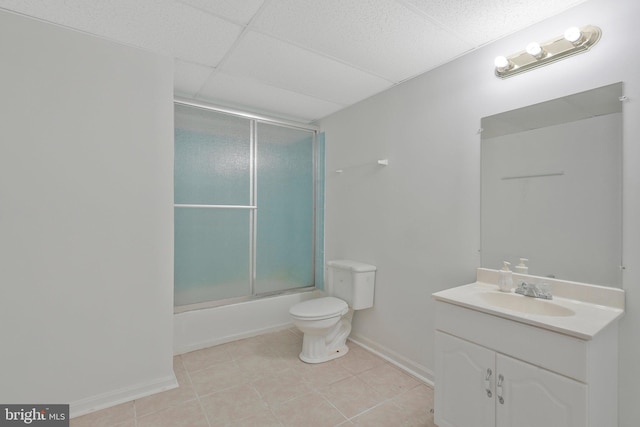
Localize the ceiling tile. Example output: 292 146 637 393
197 72 344 123
174 59 214 97
168 2 243 66
405 0 587 44
177 0 265 24
0 0 242 66
0 0 591 122
221 31 393 105
252 0 474 82
0 0 176 53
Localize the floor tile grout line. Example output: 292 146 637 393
132 396 139 427
79 331 435 426
345 394 398 423
318 365 419 424
181 355 214 427
248 382 286 427
181 346 236 375
318 393 351 425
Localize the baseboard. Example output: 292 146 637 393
70 374 178 418
348 334 434 386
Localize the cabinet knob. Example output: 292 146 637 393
484 368 493 398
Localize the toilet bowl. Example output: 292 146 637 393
289 260 376 364
290 297 352 363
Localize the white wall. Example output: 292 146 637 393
0 10 175 416
319 0 640 425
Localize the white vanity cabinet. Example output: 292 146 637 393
433 282 622 427
495 350 587 427
434 331 494 427
435 331 587 427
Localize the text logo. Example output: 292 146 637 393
1 405 68 426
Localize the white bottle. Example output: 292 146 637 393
498 261 513 292
515 258 529 275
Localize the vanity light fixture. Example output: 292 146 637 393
494 25 601 78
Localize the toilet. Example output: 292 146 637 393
289 260 376 363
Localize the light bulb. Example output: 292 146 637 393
526 42 544 59
494 56 511 72
564 26 582 43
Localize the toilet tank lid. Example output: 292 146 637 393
327 259 377 272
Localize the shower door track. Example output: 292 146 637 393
174 97 319 132
174 204 257 209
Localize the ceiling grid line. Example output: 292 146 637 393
0 0 590 123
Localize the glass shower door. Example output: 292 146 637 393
173 103 319 309
255 123 315 294
174 105 253 306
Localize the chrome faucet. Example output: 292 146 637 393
515 281 552 300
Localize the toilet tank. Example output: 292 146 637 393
326 260 376 310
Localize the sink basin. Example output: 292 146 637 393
432 273 625 339
479 292 575 317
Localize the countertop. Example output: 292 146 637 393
432 269 625 340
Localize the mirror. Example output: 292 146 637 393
481 83 623 287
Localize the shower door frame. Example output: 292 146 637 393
174 98 320 313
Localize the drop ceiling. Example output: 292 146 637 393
0 0 586 123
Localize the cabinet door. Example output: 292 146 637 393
496 354 587 427
435 332 495 427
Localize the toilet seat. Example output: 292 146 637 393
289 297 348 320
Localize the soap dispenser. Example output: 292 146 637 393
515 258 529 275
498 261 513 292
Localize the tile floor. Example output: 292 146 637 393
70 328 436 427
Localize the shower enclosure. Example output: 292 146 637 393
173 101 322 310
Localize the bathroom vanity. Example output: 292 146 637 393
432 268 625 427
